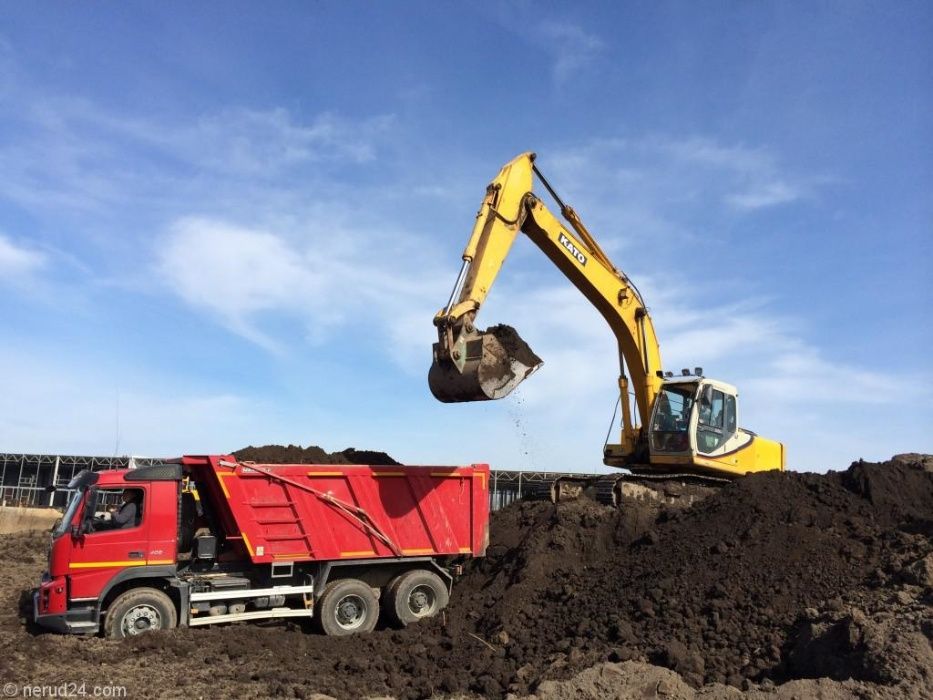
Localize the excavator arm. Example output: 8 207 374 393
430 152 664 460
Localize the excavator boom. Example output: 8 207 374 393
430 152 663 459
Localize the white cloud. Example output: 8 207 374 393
656 136 773 173
746 347 916 405
156 215 448 355
726 180 803 210
0 234 46 275
99 107 394 178
0 97 395 216
158 219 327 349
545 136 817 225
658 136 811 210
532 22 605 83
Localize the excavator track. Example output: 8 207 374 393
538 472 730 511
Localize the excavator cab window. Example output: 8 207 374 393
724 395 736 434
650 385 695 453
697 387 737 454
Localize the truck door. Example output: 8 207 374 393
68 486 151 601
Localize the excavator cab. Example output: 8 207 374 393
650 378 742 456
645 376 782 476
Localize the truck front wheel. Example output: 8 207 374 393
317 579 379 636
386 570 449 626
104 587 177 639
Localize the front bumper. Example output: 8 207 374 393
33 590 99 635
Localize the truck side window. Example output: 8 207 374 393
88 488 144 532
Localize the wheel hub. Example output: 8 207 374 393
334 594 365 630
122 605 161 636
408 585 436 617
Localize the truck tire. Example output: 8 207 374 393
317 579 379 636
386 569 449 626
103 587 177 639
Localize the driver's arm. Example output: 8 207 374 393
111 502 136 528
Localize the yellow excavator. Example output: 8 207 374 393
429 152 784 503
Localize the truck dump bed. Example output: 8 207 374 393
182 456 489 564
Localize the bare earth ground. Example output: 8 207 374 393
0 454 929 699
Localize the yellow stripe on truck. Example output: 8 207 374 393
216 472 237 498
241 532 254 557
70 558 176 569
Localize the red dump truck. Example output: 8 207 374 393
34 455 489 638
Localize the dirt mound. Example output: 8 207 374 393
841 453 933 526
523 660 878 699
488 324 543 369
232 443 400 466
448 456 932 694
0 455 930 699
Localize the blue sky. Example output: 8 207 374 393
0 2 930 472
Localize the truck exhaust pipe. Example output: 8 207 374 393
429 324 543 402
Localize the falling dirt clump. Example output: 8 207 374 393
487 324 543 369
232 443 400 466
0 455 930 699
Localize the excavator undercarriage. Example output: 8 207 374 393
525 472 730 510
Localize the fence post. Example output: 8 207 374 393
49 455 60 507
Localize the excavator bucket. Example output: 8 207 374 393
429 324 543 402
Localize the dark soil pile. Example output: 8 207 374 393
0 455 929 699
232 443 400 466
453 454 933 693
488 324 543 369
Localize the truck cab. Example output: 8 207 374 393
36 465 183 635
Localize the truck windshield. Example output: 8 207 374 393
53 489 85 539
650 384 697 452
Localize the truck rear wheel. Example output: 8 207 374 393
386 570 449 626
104 587 177 639
317 579 379 636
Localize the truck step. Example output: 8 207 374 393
190 583 314 602
67 621 100 634
188 607 313 626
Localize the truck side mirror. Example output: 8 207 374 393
71 523 84 538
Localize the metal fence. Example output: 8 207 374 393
0 452 607 511
0 454 164 508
